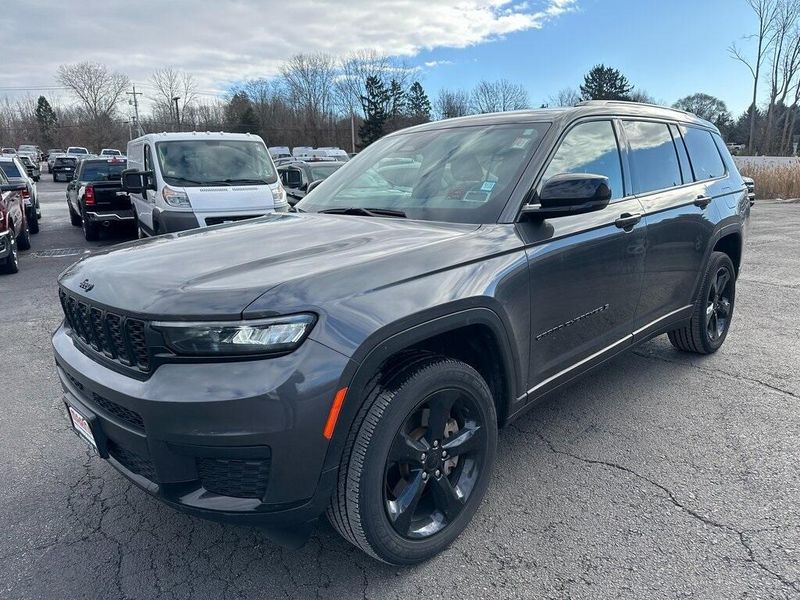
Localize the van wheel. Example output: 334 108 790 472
668 251 736 354
327 355 497 564
0 233 19 274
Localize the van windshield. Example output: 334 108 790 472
297 122 550 224
155 140 278 187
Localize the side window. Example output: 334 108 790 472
680 126 726 180
541 120 624 200
669 124 693 184
143 144 152 171
623 121 682 194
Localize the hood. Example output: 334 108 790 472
59 213 479 319
181 184 279 213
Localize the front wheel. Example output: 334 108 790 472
0 232 19 274
327 355 497 564
668 251 736 354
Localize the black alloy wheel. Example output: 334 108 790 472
384 388 487 539
705 266 733 343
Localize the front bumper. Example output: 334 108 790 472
52 324 350 527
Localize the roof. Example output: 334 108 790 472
395 101 717 136
130 131 266 143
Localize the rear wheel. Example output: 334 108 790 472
668 251 736 354
27 208 39 234
16 219 31 251
0 232 19 274
68 202 81 226
82 213 99 241
327 355 497 564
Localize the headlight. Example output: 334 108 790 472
272 184 287 205
162 185 192 208
153 314 316 356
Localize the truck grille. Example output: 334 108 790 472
59 289 150 373
197 456 271 499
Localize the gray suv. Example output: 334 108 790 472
52 101 749 564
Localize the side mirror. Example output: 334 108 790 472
121 169 155 194
306 180 323 194
521 173 611 219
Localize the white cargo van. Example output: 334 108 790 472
121 132 288 236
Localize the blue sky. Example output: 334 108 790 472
413 0 757 113
3 1 762 116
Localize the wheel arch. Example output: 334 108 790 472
712 230 743 276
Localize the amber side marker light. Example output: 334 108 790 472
323 387 348 439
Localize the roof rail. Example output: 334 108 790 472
574 99 696 119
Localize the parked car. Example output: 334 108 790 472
18 144 40 162
100 148 123 157
17 154 40 181
52 156 78 182
53 102 749 565
0 156 39 232
0 167 31 274
47 151 65 173
120 131 288 237
1 148 16 155
66 158 132 241
66 146 90 158
268 146 291 160
278 160 344 205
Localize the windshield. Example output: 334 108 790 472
309 163 343 180
297 122 549 223
0 163 21 178
81 160 127 181
155 139 277 186
68 148 88 154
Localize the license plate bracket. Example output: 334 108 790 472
67 403 97 450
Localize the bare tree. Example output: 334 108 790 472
547 87 581 107
434 88 471 120
281 53 338 144
150 67 198 128
56 62 130 120
762 1 800 152
470 79 529 113
730 0 781 152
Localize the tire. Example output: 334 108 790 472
68 202 81 226
0 232 19 274
327 354 498 564
27 208 39 234
16 220 31 251
53 174 59 182
82 214 99 241
668 251 736 354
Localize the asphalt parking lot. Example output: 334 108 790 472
1 177 798 599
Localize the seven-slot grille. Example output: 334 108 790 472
59 289 150 372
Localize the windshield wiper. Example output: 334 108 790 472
205 178 270 185
166 176 204 185
317 207 406 218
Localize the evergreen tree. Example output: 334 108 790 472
359 76 389 148
580 65 633 101
406 81 432 123
388 79 405 119
225 92 259 133
35 96 58 145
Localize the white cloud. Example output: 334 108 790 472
1 1 576 100
423 60 455 68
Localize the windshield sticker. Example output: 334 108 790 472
511 137 530 149
480 181 496 192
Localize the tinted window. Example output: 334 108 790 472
80 160 128 182
623 121 682 194
542 120 623 199
55 158 77 167
0 162 21 178
681 126 725 180
669 124 693 184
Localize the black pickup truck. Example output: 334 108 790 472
66 158 133 241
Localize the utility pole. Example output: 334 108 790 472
173 96 181 131
126 85 143 137
350 111 356 154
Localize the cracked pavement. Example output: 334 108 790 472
1 181 798 599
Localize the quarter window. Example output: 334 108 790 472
541 120 624 200
623 121 682 194
680 126 725 180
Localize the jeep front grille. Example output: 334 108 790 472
59 289 150 373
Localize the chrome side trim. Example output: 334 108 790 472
632 304 693 337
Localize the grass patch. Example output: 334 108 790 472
737 163 800 200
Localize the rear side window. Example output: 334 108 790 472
680 126 725 180
0 162 21 178
622 121 682 194
542 120 624 199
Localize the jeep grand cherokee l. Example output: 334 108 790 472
52 102 749 564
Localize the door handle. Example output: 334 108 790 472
694 194 712 208
614 212 642 229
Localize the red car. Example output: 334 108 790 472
0 167 31 274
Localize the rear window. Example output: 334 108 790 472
0 162 21 178
81 160 127 181
680 126 726 180
55 157 77 167
623 121 682 194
